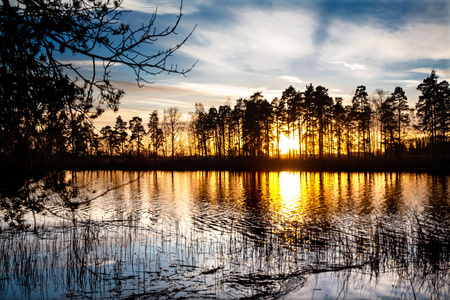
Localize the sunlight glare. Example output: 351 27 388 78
278 135 299 155
279 172 301 206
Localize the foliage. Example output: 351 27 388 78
0 0 194 169
129 116 146 158
91 71 446 161
416 70 450 158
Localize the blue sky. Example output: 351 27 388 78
90 0 450 127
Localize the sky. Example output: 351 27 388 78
88 0 450 128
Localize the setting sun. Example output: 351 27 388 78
278 135 299 155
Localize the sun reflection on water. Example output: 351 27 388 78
267 172 304 225
5 171 447 300
279 172 301 204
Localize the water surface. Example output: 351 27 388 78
0 171 449 299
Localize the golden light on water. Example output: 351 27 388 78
279 172 301 204
267 172 303 223
72 171 430 228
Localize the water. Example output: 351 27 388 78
0 171 449 299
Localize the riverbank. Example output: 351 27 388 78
59 156 449 173
2 156 449 175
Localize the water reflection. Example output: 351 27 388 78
0 171 449 299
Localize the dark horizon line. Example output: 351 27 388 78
2 155 449 175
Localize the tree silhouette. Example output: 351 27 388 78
283 86 302 158
417 70 450 159
379 96 396 158
69 114 95 157
260 98 273 156
437 80 450 157
1 0 195 113
100 125 118 157
114 116 128 158
166 107 181 159
218 104 232 158
208 107 220 157
242 92 272 157
232 99 245 156
371 89 389 157
417 71 440 157
193 104 206 157
129 117 146 158
332 97 346 158
389 87 411 159
303 84 315 158
272 97 286 158
352 86 372 157
148 110 163 158
312 86 333 159
0 0 194 172
343 105 355 157
79 73 445 164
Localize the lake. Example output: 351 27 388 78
0 171 449 299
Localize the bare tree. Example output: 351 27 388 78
166 107 182 159
0 0 195 171
1 0 196 116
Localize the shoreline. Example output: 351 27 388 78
60 156 450 174
1 156 449 175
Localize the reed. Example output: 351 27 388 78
0 171 449 299
0 202 448 299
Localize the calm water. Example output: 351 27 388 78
0 171 449 299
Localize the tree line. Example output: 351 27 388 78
1 67 448 168
90 70 448 162
1 0 448 173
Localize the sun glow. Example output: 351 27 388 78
267 172 304 223
279 172 301 204
278 135 299 155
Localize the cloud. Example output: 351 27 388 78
59 60 123 68
180 8 316 74
96 0 449 127
321 21 450 64
330 61 368 70
177 82 280 101
409 68 450 80
383 79 423 89
121 0 199 15
93 79 285 128
280 76 309 85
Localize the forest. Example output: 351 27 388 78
2 69 449 172
0 0 449 173
95 72 449 165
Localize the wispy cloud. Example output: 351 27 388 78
409 68 450 80
59 60 123 68
93 0 450 128
177 82 280 101
121 0 199 15
321 21 449 64
330 61 368 71
280 76 309 85
383 79 423 89
181 8 316 74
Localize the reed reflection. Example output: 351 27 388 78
1 171 448 299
